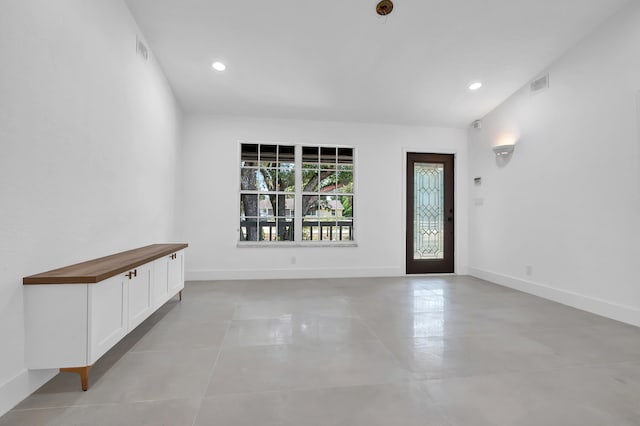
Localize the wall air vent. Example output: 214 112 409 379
471 119 482 129
530 74 549 94
136 36 149 61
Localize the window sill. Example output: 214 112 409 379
236 242 358 248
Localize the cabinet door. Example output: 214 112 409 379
89 275 127 363
26 284 89 368
128 264 153 331
152 256 169 309
168 250 184 296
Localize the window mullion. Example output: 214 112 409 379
294 145 303 242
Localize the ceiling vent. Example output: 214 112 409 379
530 74 549 94
470 119 482 129
136 36 149 61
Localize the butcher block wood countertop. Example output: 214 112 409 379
23 243 188 285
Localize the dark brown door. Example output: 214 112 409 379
406 153 454 274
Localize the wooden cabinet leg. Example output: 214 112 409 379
60 366 92 391
179 290 183 301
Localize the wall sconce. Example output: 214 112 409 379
492 144 515 157
493 143 515 167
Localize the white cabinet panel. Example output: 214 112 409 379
152 257 169 309
128 265 153 331
168 250 184 295
88 275 127 363
25 284 89 368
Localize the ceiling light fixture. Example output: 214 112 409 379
376 0 394 16
469 82 482 91
212 61 226 71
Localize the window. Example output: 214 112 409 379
301 146 354 241
239 143 354 243
240 144 295 242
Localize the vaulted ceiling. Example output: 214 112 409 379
125 0 630 127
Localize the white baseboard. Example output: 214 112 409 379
0 368 56 416
468 267 640 327
187 266 403 281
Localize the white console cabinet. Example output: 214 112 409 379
23 244 187 390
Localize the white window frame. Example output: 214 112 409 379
237 141 357 247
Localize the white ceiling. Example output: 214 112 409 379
125 0 629 128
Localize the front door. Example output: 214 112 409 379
406 153 454 274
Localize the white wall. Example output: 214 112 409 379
179 115 468 280
468 1 640 326
0 0 182 414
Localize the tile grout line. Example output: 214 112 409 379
190 301 237 426
10 397 194 413
345 282 460 426
345 282 443 357
347 294 416 385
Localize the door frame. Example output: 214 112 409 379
636 91 640 195
402 148 460 275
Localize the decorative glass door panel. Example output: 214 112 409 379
406 153 454 274
413 163 444 260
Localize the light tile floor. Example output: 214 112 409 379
3 276 640 425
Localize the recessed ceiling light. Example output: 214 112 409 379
212 61 226 71
469 82 483 91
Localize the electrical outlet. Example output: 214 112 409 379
525 265 532 276
291 256 296 265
